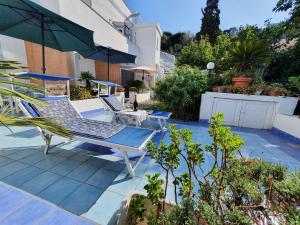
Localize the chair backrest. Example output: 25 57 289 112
20 98 126 139
102 96 124 112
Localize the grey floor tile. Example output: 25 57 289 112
18 151 46 165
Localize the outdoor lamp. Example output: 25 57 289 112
207 62 215 76
207 62 215 70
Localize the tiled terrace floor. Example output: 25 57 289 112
0 121 299 225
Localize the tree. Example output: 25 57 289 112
154 66 208 120
0 60 71 138
79 71 94 92
274 0 300 26
199 0 221 45
161 32 173 52
178 37 213 68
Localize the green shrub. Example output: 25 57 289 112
79 71 94 92
139 113 300 225
126 80 145 93
70 86 92 100
154 66 208 120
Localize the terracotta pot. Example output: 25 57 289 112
267 89 283 96
232 77 252 87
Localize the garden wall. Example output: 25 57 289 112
199 92 298 130
273 114 300 140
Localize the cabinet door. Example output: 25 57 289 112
239 101 276 129
211 98 242 126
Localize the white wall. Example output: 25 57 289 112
273 114 300 139
91 0 131 22
0 35 27 66
135 24 161 70
200 92 298 120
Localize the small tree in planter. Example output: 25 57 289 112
129 113 300 225
230 38 269 87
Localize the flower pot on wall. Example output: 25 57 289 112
232 76 252 87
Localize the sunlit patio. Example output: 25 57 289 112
0 119 299 225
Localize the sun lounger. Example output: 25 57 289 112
17 98 156 177
101 96 172 130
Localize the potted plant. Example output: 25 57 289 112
230 38 269 87
266 83 289 96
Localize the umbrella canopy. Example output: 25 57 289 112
80 46 136 81
128 66 157 80
0 0 95 73
80 46 136 64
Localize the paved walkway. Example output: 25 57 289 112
0 182 96 225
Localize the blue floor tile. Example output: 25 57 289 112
83 190 124 225
1 199 52 225
66 163 99 182
5 149 36 160
0 148 20 157
103 161 126 173
70 152 92 162
38 177 81 205
59 183 104 215
18 151 46 165
2 166 44 188
0 157 13 167
0 161 29 179
86 168 119 190
0 189 31 220
34 156 66 170
49 160 82 176
22 171 61 195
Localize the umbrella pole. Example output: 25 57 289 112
142 70 144 80
107 48 110 81
41 14 46 74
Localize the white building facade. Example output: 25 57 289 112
0 0 162 86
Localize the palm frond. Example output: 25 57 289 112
0 87 46 105
0 60 26 70
0 79 44 91
0 113 72 138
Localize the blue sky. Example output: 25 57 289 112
125 0 290 34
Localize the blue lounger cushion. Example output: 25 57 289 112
148 110 172 118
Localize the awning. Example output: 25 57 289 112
15 72 73 81
91 80 120 87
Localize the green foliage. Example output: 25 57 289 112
0 60 71 138
70 86 92 100
212 34 234 71
79 71 94 91
126 80 145 93
198 0 221 44
264 41 300 82
138 113 300 224
178 37 213 68
154 66 208 120
161 32 193 55
127 195 146 225
287 76 300 96
230 38 269 74
274 0 300 25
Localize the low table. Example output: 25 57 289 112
115 109 148 126
148 110 172 130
